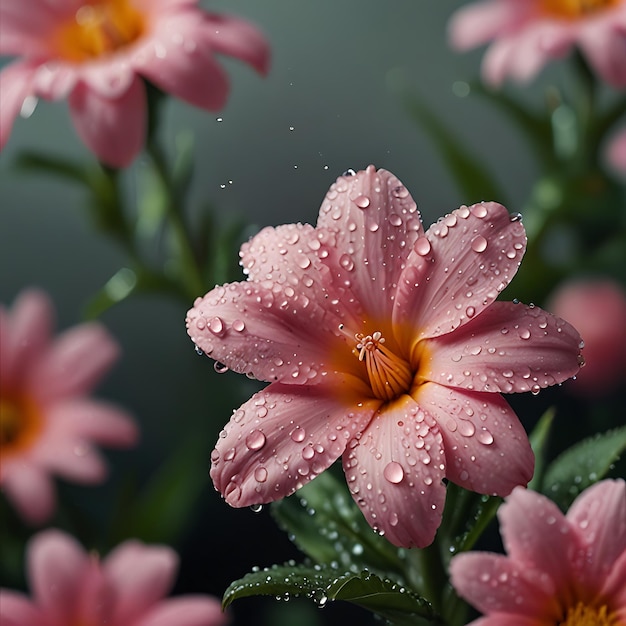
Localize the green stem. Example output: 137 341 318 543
146 139 206 300
415 540 447 617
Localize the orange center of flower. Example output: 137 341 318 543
0 395 43 459
353 331 414 401
55 0 145 62
541 0 618 18
558 602 618 626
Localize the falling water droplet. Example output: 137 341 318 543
214 362 229 373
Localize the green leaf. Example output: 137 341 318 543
223 564 443 626
542 426 626 510
84 267 138 318
12 151 92 185
271 471 409 583
403 93 507 205
528 407 556 491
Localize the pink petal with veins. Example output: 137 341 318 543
104 541 178 624
394 202 526 346
28 323 120 402
450 552 560 618
317 165 424 322
343 396 447 548
422 301 582 394
211 382 376 508
417 384 533 496
68 76 146 167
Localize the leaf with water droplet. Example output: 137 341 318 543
271 471 409 582
223 563 443 625
541 426 626 511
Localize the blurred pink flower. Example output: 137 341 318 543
448 0 626 87
0 0 270 166
607 127 626 175
0 289 138 524
0 529 228 626
186 166 583 548
450 479 626 625
547 278 626 396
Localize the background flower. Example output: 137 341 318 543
450 479 626 625
547 278 626 396
607 127 626 175
0 0 270 166
188 166 582 548
0 289 138 524
448 0 626 87
0 528 228 626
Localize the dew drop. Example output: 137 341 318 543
254 467 268 483
383 461 404 484
471 235 488 253
232 319 246 332
209 316 225 335
458 420 475 437
339 253 355 271
353 195 371 209
466 306 476 318
471 204 488 218
194 345 204 356
246 430 266 451
250 503 263 513
477 429 494 445
290 426 306 442
214 361 229 373
415 237 431 256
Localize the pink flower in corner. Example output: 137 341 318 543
0 529 228 626
0 289 138 524
450 479 626 625
607 127 626 175
448 0 626 87
0 0 270 167
186 166 583 548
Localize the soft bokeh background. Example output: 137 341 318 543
1 1 623 625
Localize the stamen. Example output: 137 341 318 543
541 0 617 18
354 331 414 401
559 602 617 626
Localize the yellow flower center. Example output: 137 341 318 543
0 395 42 459
353 331 414 401
541 0 618 18
559 602 619 626
55 0 145 62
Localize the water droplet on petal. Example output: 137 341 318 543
471 235 488 253
477 429 494 445
209 316 225 335
383 461 404 484
214 361 229 373
353 195 370 209
254 467 268 482
415 237 431 256
246 430 266 451
232 319 245 332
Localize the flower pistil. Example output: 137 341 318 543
56 0 145 62
559 602 619 626
354 331 413 401
541 0 619 18
0 395 42 459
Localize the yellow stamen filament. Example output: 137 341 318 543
0 395 42 458
354 331 414 401
55 0 145 62
559 602 618 626
541 0 617 18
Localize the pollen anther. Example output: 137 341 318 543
354 331 414 401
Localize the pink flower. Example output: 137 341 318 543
607 127 626 175
0 289 138 524
0 529 228 626
186 166 583 548
0 0 270 167
547 278 626 396
448 0 626 87
450 479 626 625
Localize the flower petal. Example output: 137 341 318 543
1 289 53 390
416 384 533 496
394 202 526 351
317 166 423 322
201 13 270 75
599 548 626 610
28 530 89 622
104 541 178 624
68 76 146 167
0 590 47 626
0 61 38 152
498 487 579 608
33 436 107 484
579 18 626 88
566 479 626 589
421 301 582 394
133 11 229 111
45 399 138 448
450 552 560 618
210 382 376 508
1 463 55 525
447 0 533 50
28 322 119 403
342 395 446 548
135 596 227 626
187 276 361 385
